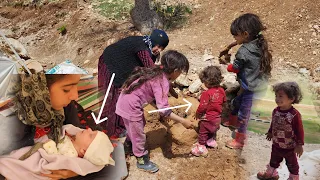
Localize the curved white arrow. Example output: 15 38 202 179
148 98 192 113
91 73 115 124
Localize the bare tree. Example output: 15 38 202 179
130 0 163 34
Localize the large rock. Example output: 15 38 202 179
189 79 202 93
221 73 239 91
0 29 15 38
0 38 30 59
175 75 190 87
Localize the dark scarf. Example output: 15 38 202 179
143 35 153 54
8 73 65 144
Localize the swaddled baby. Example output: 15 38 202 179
43 125 115 166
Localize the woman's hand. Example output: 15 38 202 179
265 132 272 141
294 145 304 158
40 170 78 179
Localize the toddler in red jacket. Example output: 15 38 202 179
191 66 226 157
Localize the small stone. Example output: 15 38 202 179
188 74 199 82
290 63 299 68
202 54 214 61
299 68 310 75
314 25 319 30
313 51 317 55
194 4 201 9
84 60 90 64
279 58 284 63
299 38 303 41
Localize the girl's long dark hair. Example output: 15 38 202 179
231 13 272 77
122 50 189 94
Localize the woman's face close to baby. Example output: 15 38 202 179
49 75 81 110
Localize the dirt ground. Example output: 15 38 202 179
124 97 246 180
1 0 320 179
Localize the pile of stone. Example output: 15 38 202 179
174 62 239 100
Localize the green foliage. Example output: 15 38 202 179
93 0 133 20
57 25 67 35
152 2 192 30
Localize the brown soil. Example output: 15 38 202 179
126 97 246 180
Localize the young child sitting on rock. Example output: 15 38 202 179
191 66 226 157
257 82 304 180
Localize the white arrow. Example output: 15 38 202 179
148 98 192 114
91 73 115 124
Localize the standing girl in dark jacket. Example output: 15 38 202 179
219 13 273 149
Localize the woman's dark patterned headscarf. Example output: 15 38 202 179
8 73 65 144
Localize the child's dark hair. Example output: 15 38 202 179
122 50 189 94
231 13 272 77
273 82 303 104
45 74 67 88
199 66 223 87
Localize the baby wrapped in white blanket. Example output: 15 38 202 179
0 124 115 180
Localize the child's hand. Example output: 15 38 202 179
181 119 193 129
294 145 303 158
265 132 272 141
219 47 230 58
195 113 202 119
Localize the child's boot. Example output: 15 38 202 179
124 139 133 156
136 154 159 173
287 174 299 180
191 142 208 157
225 132 246 149
257 164 279 180
221 114 240 129
206 138 218 148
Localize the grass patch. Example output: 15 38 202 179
93 0 133 20
151 1 192 30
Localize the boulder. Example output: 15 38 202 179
189 79 202 93
221 73 239 91
0 38 30 59
175 75 190 87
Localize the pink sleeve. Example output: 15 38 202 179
150 75 171 117
137 50 155 67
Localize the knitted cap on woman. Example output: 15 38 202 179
150 29 169 49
